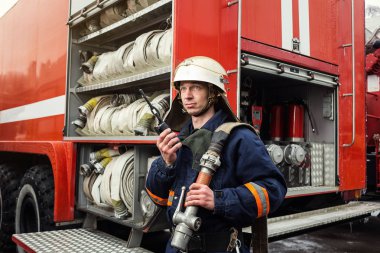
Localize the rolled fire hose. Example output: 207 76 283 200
86 17 100 33
122 42 136 73
120 153 134 211
93 105 110 134
118 93 138 105
79 96 108 117
108 44 128 77
79 27 172 86
117 98 146 134
77 90 171 136
125 0 144 16
99 106 119 135
131 30 162 70
91 174 109 207
93 149 134 215
90 146 125 162
81 55 99 74
100 2 127 28
111 150 134 218
92 52 115 81
145 31 167 67
137 0 158 8
134 93 170 135
99 94 137 134
83 96 112 135
157 28 172 65
171 122 257 251
80 157 112 176
110 94 139 135
83 171 98 202
73 96 108 130
100 157 118 207
111 105 128 135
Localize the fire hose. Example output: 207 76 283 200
134 92 170 135
132 30 163 70
120 151 135 212
78 28 172 86
73 92 170 136
112 150 134 218
77 0 159 37
118 98 147 135
83 171 98 202
82 96 112 135
82 148 135 218
99 1 127 28
171 122 256 251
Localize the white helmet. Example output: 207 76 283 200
173 56 228 93
165 56 238 131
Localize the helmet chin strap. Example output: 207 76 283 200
192 97 215 117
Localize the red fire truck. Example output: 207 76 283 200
1 0 380 252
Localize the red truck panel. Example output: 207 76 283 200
242 0 337 64
0 0 73 222
173 0 239 112
337 0 366 190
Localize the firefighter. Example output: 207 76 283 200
146 56 287 253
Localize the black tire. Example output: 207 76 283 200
15 165 54 252
0 164 20 252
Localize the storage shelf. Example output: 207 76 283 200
78 205 144 229
64 136 158 144
75 65 171 93
74 0 172 46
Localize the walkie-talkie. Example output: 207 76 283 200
139 89 170 134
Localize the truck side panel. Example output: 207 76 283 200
173 0 239 112
242 0 338 64
337 0 366 191
0 0 67 141
0 0 74 222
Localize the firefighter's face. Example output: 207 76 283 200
179 81 209 116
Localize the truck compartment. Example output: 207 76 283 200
240 54 338 194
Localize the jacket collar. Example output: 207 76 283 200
178 109 230 140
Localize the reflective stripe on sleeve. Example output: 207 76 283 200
146 188 168 206
244 182 270 217
167 190 175 206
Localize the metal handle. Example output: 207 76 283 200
342 0 356 147
173 186 186 219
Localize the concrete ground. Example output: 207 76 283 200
269 216 380 253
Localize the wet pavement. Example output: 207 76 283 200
269 215 380 253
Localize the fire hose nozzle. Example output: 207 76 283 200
172 187 201 230
171 186 202 251
81 55 98 74
80 162 94 176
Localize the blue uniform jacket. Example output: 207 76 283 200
146 109 287 252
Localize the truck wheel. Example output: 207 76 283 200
0 164 20 252
15 165 54 251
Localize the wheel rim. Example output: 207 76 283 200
19 194 38 233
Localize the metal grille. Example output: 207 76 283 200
324 143 335 186
310 143 324 186
13 229 153 253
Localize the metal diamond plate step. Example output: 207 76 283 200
12 228 153 253
243 201 380 238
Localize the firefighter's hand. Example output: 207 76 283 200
157 128 182 166
185 183 215 211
